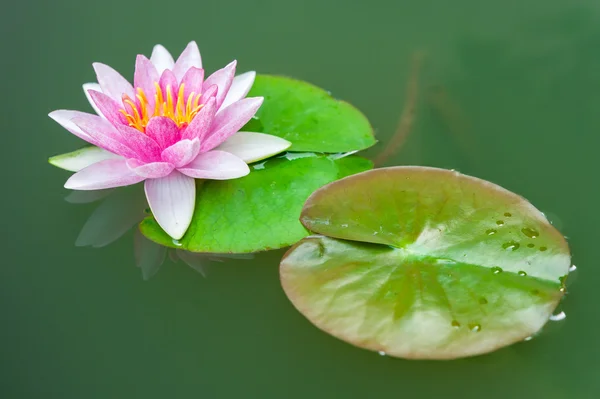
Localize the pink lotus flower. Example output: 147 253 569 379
49 42 291 240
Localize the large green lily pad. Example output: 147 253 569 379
280 166 571 359
243 75 377 152
140 155 373 253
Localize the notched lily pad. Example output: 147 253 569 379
280 166 571 359
140 155 373 253
243 75 377 152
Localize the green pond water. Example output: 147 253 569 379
2 0 598 397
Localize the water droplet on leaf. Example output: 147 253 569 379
518 271 527 276
486 229 497 235
539 246 548 252
502 241 520 251
172 239 183 247
491 266 503 274
521 227 539 238
504 212 512 217
451 320 461 328
496 220 505 226
469 324 481 332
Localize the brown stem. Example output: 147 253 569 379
373 51 425 167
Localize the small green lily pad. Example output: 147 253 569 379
243 75 377 152
140 155 373 253
280 166 571 359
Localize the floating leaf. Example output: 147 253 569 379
140 155 373 253
280 166 571 359
243 75 376 152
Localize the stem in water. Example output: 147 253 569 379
374 51 425 167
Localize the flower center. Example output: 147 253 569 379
119 83 203 133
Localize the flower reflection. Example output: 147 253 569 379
68 184 252 280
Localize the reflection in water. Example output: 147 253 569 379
64 188 114 204
133 229 167 280
67 183 253 280
373 51 425 167
426 84 476 159
73 185 147 248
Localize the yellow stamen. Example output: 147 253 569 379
186 92 195 117
124 99 140 119
165 85 174 119
176 84 185 123
136 88 149 124
120 82 204 133
153 82 163 117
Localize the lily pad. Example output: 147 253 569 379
140 155 373 253
280 166 571 359
243 75 377 152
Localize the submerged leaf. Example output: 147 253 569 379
281 166 571 359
